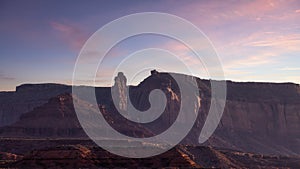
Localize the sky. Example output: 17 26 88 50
0 0 299 91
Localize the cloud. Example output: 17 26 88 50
161 41 195 63
212 28 300 77
220 51 277 79
177 0 288 24
245 34 300 51
176 0 300 46
53 1 300 85
50 21 88 50
228 53 276 67
279 67 300 71
0 73 15 81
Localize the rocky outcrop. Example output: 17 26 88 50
196 81 300 156
202 99 300 156
0 84 70 127
0 152 21 161
2 144 300 169
2 145 201 168
0 92 154 138
0 94 85 138
126 71 300 155
0 71 299 156
112 72 128 111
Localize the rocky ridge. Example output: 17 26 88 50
0 71 299 157
1 145 300 169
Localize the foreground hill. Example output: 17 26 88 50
1 144 300 169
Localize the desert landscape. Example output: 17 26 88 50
1 1 300 168
0 71 299 168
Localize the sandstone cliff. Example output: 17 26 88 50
0 84 70 127
0 71 299 156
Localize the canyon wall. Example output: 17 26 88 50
0 84 70 127
0 71 299 155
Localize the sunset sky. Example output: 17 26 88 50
0 0 300 91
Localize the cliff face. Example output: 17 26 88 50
130 72 300 155
0 94 85 137
204 81 300 156
0 84 70 127
220 100 300 136
0 71 299 156
0 93 154 138
203 99 300 156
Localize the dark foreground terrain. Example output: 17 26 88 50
0 139 300 169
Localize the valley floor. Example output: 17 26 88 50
0 138 299 169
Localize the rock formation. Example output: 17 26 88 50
2 145 300 169
0 71 299 157
0 94 85 138
0 84 70 127
112 72 128 112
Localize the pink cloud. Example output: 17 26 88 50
177 0 281 23
176 0 300 41
218 31 300 70
50 21 88 51
245 34 300 52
